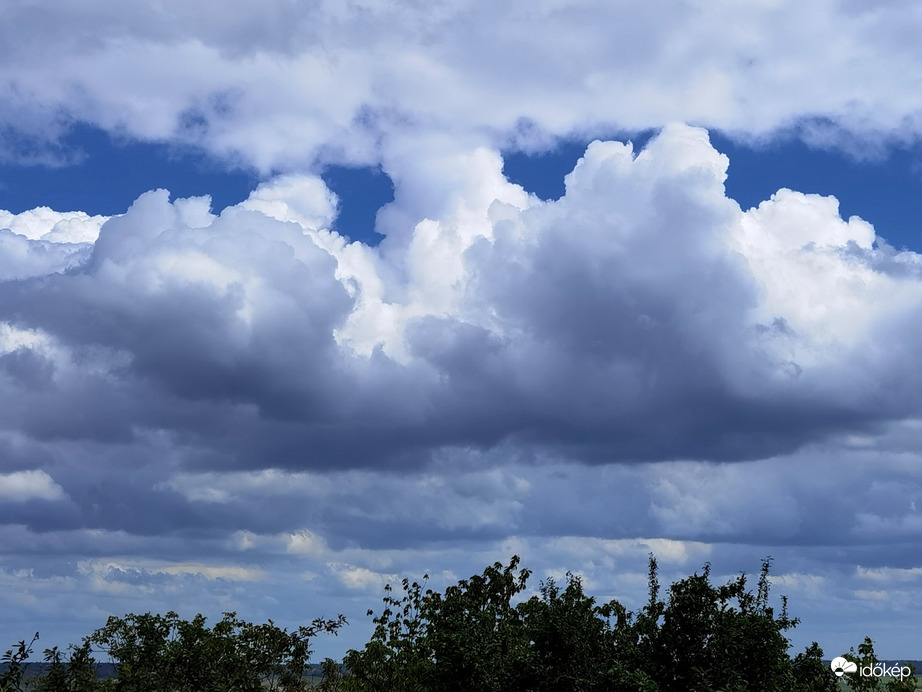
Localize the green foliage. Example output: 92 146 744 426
2 610 344 692
0 632 38 692
342 557 532 692
65 640 103 692
649 559 799 691
791 642 839 692
29 642 101 692
841 637 918 692
0 557 904 692
885 660 917 692
341 555 845 692
87 610 345 692
582 556 816 692
315 658 347 691
517 572 623 691
31 646 67 692
340 573 434 692
844 637 884 692
424 556 531 691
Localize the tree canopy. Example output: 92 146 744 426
1 555 909 691
336 555 845 692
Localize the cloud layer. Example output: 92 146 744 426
3 0 922 169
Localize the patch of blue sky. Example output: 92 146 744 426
322 165 393 247
3 123 921 252
0 123 394 246
0 123 258 217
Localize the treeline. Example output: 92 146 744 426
0 556 914 691
0 611 345 692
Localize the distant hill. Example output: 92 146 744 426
1 661 330 681
0 661 118 680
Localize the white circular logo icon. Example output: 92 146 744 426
830 657 858 677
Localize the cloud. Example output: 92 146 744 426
78 559 266 583
329 564 397 592
2 0 922 170
240 175 337 232
0 470 66 502
0 207 109 243
857 566 922 583
0 206 102 281
285 530 327 557
4 125 922 482
0 231 91 281
4 125 922 657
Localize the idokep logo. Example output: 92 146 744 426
830 657 857 677
830 656 913 682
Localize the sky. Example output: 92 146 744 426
2 0 922 663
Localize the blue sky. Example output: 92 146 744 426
6 123 920 251
3 0 922 665
0 124 397 247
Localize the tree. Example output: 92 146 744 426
0 633 38 692
66 640 103 692
1 556 894 692
650 558 799 692
516 572 622 691
31 642 103 692
32 646 69 692
88 610 345 692
315 658 347 691
843 637 884 692
0 634 99 692
341 574 434 692
423 556 532 692
790 642 839 692
841 637 918 692
885 660 918 692
340 555 824 692
342 557 532 692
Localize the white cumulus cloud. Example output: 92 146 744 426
0 470 66 502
